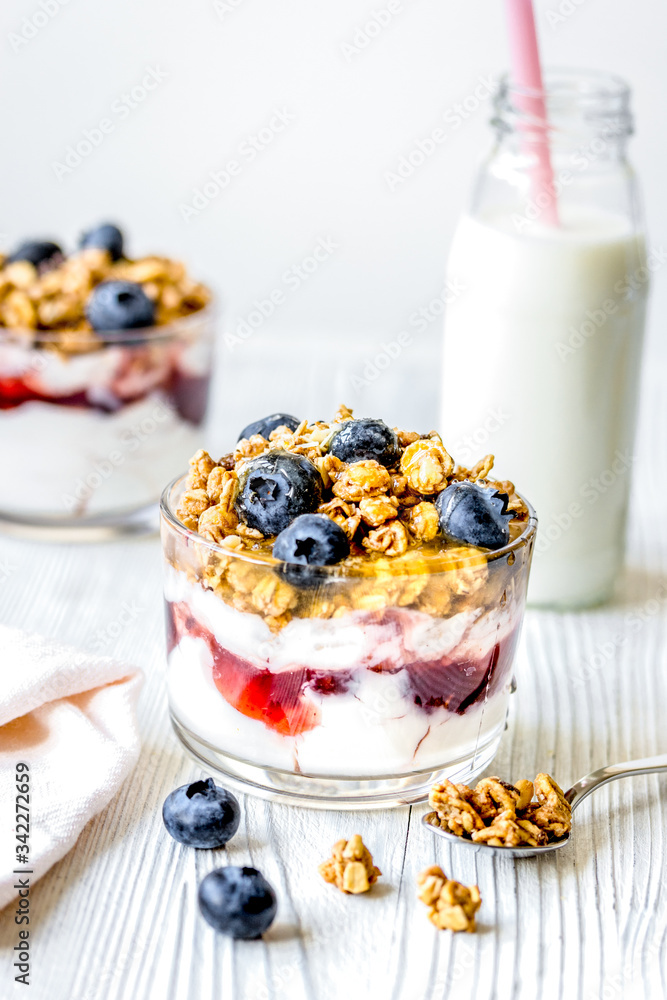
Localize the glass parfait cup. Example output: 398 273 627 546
0 305 216 538
161 473 537 808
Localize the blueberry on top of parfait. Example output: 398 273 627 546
86 279 156 332
79 222 124 261
7 240 63 270
236 450 322 535
328 418 400 468
435 480 512 550
273 513 350 585
238 413 300 442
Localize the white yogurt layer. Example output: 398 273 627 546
0 331 211 518
0 332 208 398
0 340 123 393
165 568 516 776
163 566 515 674
0 394 200 516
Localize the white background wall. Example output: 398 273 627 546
1 0 665 446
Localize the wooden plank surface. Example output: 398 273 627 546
1 369 666 1000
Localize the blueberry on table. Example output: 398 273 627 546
198 866 277 939
236 450 322 535
79 222 124 261
435 480 512 550
86 280 156 331
6 240 63 269
273 513 349 585
328 418 400 467
162 777 240 848
238 413 300 441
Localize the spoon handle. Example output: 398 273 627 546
566 754 667 812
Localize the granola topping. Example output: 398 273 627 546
319 835 381 894
426 772 572 847
401 501 440 542
0 239 210 354
171 407 532 630
331 460 392 502
400 436 454 494
417 866 482 932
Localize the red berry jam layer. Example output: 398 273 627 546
167 598 517 737
0 366 210 423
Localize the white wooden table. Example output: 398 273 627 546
1 359 666 1000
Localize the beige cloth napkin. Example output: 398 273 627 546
0 625 142 910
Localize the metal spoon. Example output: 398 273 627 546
422 753 667 858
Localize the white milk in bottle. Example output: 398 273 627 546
441 72 649 607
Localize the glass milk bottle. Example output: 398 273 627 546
441 70 649 608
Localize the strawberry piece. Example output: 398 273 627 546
213 656 320 737
0 377 44 408
166 600 337 736
0 376 89 410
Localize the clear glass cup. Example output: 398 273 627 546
0 305 216 538
160 473 537 809
441 70 648 609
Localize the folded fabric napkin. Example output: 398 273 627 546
0 625 142 910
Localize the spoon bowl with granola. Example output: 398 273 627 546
423 754 667 857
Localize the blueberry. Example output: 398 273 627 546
198 866 277 939
79 223 124 261
162 778 240 848
86 280 155 332
238 413 300 442
435 480 512 550
236 450 322 535
328 418 400 467
7 240 62 269
273 513 349 585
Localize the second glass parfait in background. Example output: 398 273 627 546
0 239 215 537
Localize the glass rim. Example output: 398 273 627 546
0 299 216 348
500 67 630 103
494 67 633 141
160 471 538 574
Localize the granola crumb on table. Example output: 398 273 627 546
425 773 572 847
417 866 482 932
319 835 382 894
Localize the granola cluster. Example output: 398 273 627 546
417 866 481 932
178 407 527 549
0 247 210 354
425 773 572 847
170 407 531 629
318 835 382 894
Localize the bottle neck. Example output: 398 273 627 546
492 69 633 161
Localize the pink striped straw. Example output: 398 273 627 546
504 0 559 225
